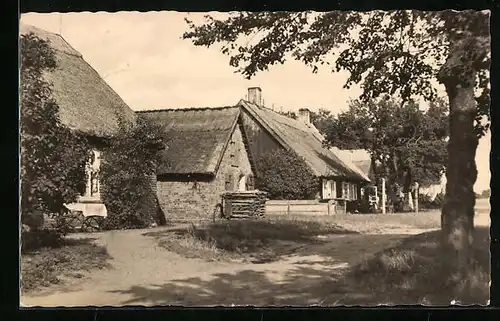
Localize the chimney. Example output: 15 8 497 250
247 87 262 106
298 108 311 125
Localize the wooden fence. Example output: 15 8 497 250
265 200 344 216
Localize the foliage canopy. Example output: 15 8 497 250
99 115 166 229
20 33 92 230
255 148 318 200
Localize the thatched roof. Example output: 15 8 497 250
20 23 136 138
138 107 240 176
238 100 370 182
353 160 372 177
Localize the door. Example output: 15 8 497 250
238 175 247 191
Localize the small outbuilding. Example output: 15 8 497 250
138 107 255 219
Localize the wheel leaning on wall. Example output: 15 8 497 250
212 203 224 222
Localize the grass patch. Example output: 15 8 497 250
21 231 111 294
267 211 442 233
145 218 357 263
341 226 490 305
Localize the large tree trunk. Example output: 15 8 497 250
441 82 478 272
438 37 483 299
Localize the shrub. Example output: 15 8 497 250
99 116 166 229
20 33 92 232
418 192 445 210
255 148 318 200
21 229 64 253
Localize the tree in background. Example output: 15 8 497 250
278 110 298 119
20 33 92 231
254 148 318 200
321 97 449 189
310 109 335 134
183 10 490 299
99 115 165 229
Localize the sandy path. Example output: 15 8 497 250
21 226 398 307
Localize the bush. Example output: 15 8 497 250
254 148 318 200
20 33 91 231
21 229 65 253
100 116 166 229
418 192 445 210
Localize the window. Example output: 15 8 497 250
330 180 337 199
322 179 337 199
350 184 358 201
342 182 349 199
84 150 101 198
322 179 332 199
90 171 99 196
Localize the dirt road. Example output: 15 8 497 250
21 209 490 307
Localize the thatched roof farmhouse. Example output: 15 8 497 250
20 24 137 216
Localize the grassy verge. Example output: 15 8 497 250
144 218 358 263
144 212 443 263
335 226 490 305
21 230 111 294
266 211 442 233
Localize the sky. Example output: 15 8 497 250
20 11 491 193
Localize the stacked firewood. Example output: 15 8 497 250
222 190 268 219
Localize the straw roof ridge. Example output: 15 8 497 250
136 106 237 113
20 23 82 58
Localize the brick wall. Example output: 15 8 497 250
156 125 253 220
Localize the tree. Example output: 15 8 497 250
183 10 490 299
310 109 334 134
277 110 297 119
320 97 449 189
99 115 165 229
20 33 92 231
254 148 318 200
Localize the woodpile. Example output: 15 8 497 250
222 190 268 219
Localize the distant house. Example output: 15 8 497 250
140 87 370 219
330 148 374 181
20 24 137 216
335 146 446 201
419 174 446 200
